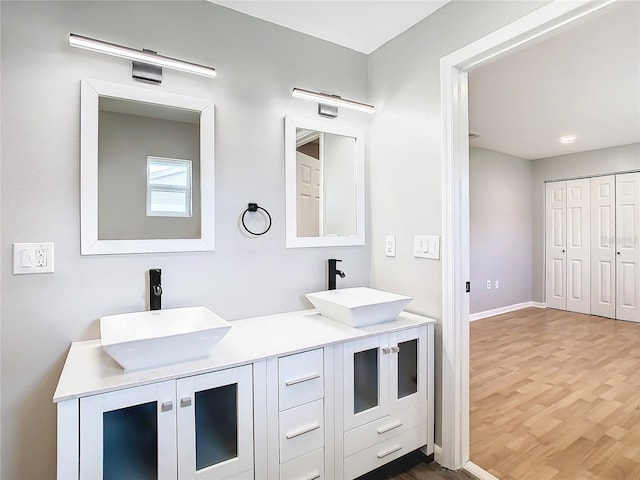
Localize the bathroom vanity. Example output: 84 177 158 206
54 309 435 479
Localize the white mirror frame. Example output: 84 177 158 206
80 78 215 254
284 115 365 248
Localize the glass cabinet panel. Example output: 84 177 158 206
397 339 418 399
103 402 158 480
195 384 238 470
353 348 379 414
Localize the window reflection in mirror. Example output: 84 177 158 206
97 97 200 241
285 116 365 248
295 129 356 237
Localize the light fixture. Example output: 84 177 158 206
69 33 217 81
560 135 577 144
292 88 375 118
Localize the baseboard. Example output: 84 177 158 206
469 301 546 321
464 461 500 480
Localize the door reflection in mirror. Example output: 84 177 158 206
295 129 356 238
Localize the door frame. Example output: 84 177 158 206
439 0 617 471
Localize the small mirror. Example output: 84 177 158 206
80 79 214 254
285 116 365 247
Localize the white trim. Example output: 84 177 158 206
464 461 500 480
434 444 442 464
469 302 546 322
440 0 617 471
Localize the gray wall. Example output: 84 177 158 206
531 143 640 302
367 0 547 446
98 111 201 240
1 2 371 478
469 147 533 314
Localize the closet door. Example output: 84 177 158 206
565 179 590 314
545 182 567 310
615 172 640 322
590 176 616 318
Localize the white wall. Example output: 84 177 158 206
469 147 533 314
531 143 640 302
367 0 548 445
0 2 371 478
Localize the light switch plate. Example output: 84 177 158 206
413 235 440 260
385 235 396 257
13 243 54 274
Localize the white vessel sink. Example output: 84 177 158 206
305 287 412 327
100 306 232 371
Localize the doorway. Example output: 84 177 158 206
439 0 620 474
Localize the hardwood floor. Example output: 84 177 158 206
357 452 479 480
470 307 640 480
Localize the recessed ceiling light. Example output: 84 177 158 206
560 135 577 144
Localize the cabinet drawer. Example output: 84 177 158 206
279 348 324 411
280 447 324 480
343 403 427 457
344 424 427 480
279 399 324 463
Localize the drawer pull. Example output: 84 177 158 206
377 421 403 434
160 401 173 412
377 445 403 459
391 346 400 353
285 373 321 386
304 473 321 480
180 397 192 408
285 422 321 439
381 347 392 355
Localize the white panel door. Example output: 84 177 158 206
296 151 321 237
545 182 567 310
590 176 616 318
565 179 591 314
615 172 640 322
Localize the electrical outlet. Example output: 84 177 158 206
486 280 492 289
495 280 500 289
13 243 54 274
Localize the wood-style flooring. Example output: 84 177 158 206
470 307 640 480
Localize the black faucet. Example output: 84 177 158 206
149 269 162 311
328 259 346 290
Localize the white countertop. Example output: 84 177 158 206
54 309 435 402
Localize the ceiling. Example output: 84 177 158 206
207 1 639 160
468 1 640 160
207 0 450 54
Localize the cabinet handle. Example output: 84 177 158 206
160 401 173 412
377 421 403 434
391 346 400 354
304 473 321 480
180 397 192 408
285 422 321 439
285 373 321 386
382 347 392 355
377 445 403 458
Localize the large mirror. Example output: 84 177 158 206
80 79 214 254
284 116 365 247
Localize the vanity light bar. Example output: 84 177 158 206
69 33 217 78
292 88 375 113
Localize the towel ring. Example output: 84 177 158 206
241 203 272 236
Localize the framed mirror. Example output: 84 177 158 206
284 116 365 248
80 79 214 254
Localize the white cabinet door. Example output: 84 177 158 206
616 172 640 322
545 182 567 310
343 335 390 430
176 365 253 479
590 175 616 318
80 381 177 480
566 178 591 314
389 327 427 414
